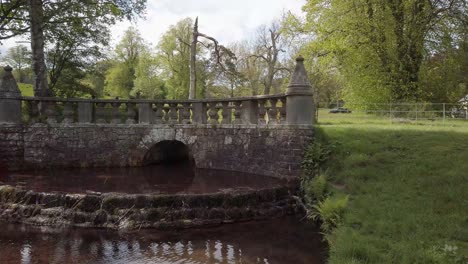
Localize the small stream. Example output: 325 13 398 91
0 217 325 264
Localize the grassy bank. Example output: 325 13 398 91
310 114 468 263
18 83 34 96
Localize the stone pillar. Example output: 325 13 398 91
241 100 258 124
286 56 315 125
138 102 152 124
0 66 22 124
78 101 93 123
192 102 207 124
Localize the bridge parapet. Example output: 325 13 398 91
5 94 287 126
0 57 314 126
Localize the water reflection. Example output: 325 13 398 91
0 217 325 264
0 164 287 194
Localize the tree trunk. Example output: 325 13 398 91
189 17 198 99
30 0 50 97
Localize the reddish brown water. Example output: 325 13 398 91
0 217 325 264
0 164 289 194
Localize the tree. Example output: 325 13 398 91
156 18 210 99
251 21 290 95
30 0 49 96
188 17 236 99
133 48 166 99
1 0 147 96
105 27 146 98
0 0 28 41
2 44 31 82
300 0 467 104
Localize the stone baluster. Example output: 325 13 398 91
26 100 40 123
125 102 136 124
168 103 178 124
221 101 231 124
267 98 278 125
44 101 58 124
0 66 22 124
279 97 287 124
110 99 122 124
191 102 207 124
241 99 258 124
62 101 74 124
152 103 164 124
78 101 92 123
257 99 267 125
95 102 108 123
232 101 242 124
180 102 192 124
138 102 152 124
208 102 219 125
286 56 315 125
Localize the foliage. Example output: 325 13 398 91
298 0 467 105
1 45 31 83
310 195 349 234
105 27 147 98
156 18 207 99
133 49 166 99
301 128 336 179
303 174 328 202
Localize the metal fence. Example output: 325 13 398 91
317 103 468 125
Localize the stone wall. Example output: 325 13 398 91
0 125 23 170
0 124 313 178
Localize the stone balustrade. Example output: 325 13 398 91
0 56 315 126
10 94 287 126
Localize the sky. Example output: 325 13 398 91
0 0 305 56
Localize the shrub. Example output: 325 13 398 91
303 174 328 202
301 128 337 180
310 195 349 234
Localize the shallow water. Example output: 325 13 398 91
0 164 289 194
0 217 325 264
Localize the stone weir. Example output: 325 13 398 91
0 184 303 229
0 57 315 229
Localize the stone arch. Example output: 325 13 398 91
142 140 195 166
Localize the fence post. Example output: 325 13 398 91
0 66 22 124
286 56 315 125
442 103 445 125
389 103 392 123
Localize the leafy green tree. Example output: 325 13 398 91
133 48 166 99
105 27 146 98
156 18 207 99
300 0 466 104
2 44 31 83
1 0 147 96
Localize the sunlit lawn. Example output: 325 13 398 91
18 83 34 96
317 112 468 263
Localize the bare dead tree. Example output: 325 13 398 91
188 17 234 99
251 22 291 95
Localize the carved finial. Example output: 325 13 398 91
296 55 304 62
0 65 21 97
286 56 313 96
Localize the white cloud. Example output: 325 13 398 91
0 0 305 56
110 0 305 47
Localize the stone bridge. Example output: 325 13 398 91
0 57 315 178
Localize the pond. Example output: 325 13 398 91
0 163 290 195
0 217 325 264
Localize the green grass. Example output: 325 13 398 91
18 83 34 96
314 113 468 263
